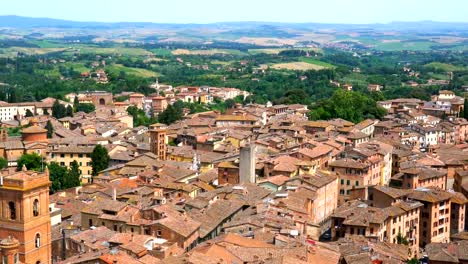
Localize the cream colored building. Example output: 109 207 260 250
48 146 94 183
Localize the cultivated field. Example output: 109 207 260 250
271 62 327 71
105 64 159 78
171 49 246 56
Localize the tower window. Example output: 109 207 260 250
35 234 41 248
8 202 16 220
33 199 39 217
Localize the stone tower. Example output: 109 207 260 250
149 129 167 160
0 169 52 264
239 144 256 184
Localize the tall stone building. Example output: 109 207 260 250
239 144 256 184
0 168 52 264
150 128 167 160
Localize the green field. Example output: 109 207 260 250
0 47 67 57
150 48 173 57
299 57 335 68
171 48 247 56
340 73 368 86
373 41 435 51
105 64 159 78
424 62 466 72
29 40 66 48
67 46 152 56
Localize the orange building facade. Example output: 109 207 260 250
0 168 52 264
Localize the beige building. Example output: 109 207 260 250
48 146 94 182
408 188 452 247
331 199 422 258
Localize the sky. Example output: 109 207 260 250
1 0 467 24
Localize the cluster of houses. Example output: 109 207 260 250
0 86 468 263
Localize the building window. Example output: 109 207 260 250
89 219 93 227
2 255 7 264
8 201 16 220
60 154 65 158
35 233 41 248
355 181 359 186
346 180 350 185
33 199 39 217
14 254 18 264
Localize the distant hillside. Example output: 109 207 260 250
0 15 467 32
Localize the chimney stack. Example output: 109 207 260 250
112 188 117 201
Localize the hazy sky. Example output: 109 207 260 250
2 0 467 24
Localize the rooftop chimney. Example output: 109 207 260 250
112 188 117 201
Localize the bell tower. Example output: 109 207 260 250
0 168 52 264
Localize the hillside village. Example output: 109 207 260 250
0 82 466 264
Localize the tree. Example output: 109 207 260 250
90 144 110 176
45 120 54 138
127 105 156 127
0 157 7 169
17 153 43 172
64 160 81 189
462 98 468 118
224 99 236 109
48 162 67 193
25 109 34 117
66 105 74 117
115 95 129 102
158 104 183 125
396 233 409 245
52 99 66 119
73 96 79 111
76 103 96 113
48 161 81 193
309 90 386 123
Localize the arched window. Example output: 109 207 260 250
8 202 16 220
33 199 39 217
35 234 40 248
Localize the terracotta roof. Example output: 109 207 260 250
408 188 453 203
